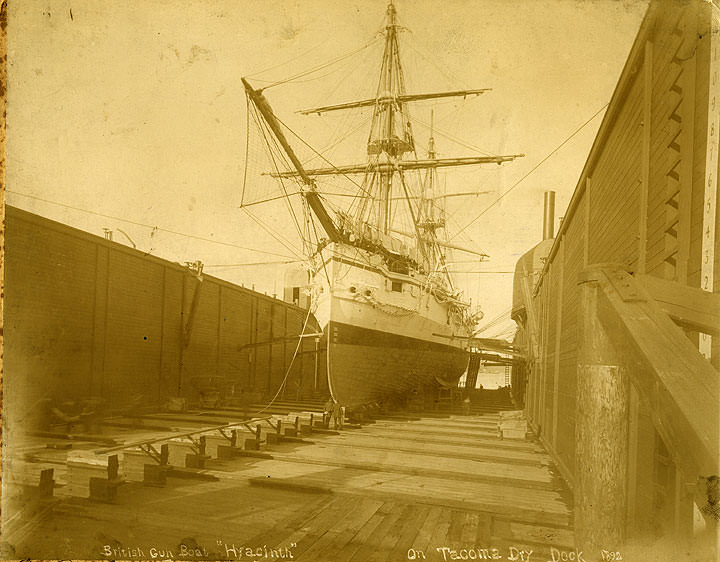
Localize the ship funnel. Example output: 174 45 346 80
543 191 555 240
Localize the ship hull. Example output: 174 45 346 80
327 321 469 408
313 243 470 409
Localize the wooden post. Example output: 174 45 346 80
551 240 564 449
583 179 591 267
575 267 629 553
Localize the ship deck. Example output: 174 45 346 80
6 394 573 561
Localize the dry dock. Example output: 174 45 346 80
4 1 719 560
4 391 573 561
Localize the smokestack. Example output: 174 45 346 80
543 191 556 240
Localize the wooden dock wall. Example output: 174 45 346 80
4 205 326 415
512 0 719 542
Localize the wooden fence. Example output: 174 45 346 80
4 205 327 423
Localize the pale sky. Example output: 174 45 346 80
7 0 649 337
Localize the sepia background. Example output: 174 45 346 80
5 1 719 561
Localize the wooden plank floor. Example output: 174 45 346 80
5 412 574 561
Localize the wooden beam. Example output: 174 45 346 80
676 12 697 285
583 179 591 267
595 267 719 478
635 274 720 335
699 0 720 358
92 245 110 398
575 268 629 552
183 274 203 348
625 387 640 535
638 40 653 274
299 88 491 114
270 155 524 177
551 241 564 449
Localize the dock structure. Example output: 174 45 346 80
512 0 720 558
3 0 720 561
4 391 577 561
3 204 329 415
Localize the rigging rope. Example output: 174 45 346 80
401 32 471 91
449 102 609 243
256 37 381 91
409 112 496 158
246 37 332 79
258 108 306 246
241 95 251 205
241 207 305 261
248 304 315 416
273 112 375 200
8 190 296 260
204 259 301 269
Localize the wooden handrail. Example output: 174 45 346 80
590 266 719 477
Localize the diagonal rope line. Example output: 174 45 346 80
448 103 609 243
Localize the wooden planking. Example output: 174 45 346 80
543 254 559 442
160 269 183 396
309 498 387 561
268 450 557 490
102 247 165 401
382 505 433 562
548 209 584 476
182 279 220 385
4 205 320 410
348 427 542 451
219 289 254 387
4 217 97 402
317 435 551 466
596 268 719 476
346 502 408 562
333 501 396 561
645 4 702 279
9 408 574 559
521 0 716 494
493 518 575 549
587 70 643 268
249 467 571 526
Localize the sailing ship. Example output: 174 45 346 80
242 1 522 408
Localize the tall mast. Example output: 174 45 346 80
376 1 402 234
421 109 437 229
246 1 523 268
282 0 524 239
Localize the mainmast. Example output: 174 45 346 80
280 1 523 247
245 0 522 273
375 1 404 234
